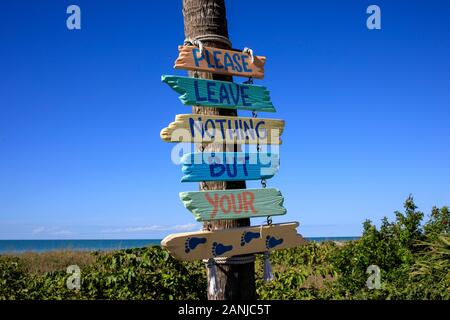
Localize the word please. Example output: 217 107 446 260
192 48 253 72
205 191 257 219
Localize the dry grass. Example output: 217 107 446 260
270 262 336 289
301 274 335 289
4 250 99 275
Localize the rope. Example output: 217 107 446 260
263 251 275 282
242 47 254 63
206 258 220 297
184 38 204 54
184 37 256 65
202 255 255 265
185 34 232 48
202 222 212 231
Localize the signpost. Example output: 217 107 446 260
159 0 306 300
162 75 275 112
180 188 286 221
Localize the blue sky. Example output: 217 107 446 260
1 0 449 239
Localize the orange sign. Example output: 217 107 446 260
174 45 266 79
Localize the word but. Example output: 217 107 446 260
209 155 251 178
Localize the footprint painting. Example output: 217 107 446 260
212 242 233 256
184 237 207 253
266 235 283 249
240 231 260 246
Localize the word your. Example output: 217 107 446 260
66 265 81 290
194 80 251 106
192 47 252 73
367 5 381 30
366 264 381 289
205 191 257 219
66 5 81 30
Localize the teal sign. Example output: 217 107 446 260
162 75 275 112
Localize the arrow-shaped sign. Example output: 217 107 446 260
161 222 306 261
180 152 279 182
179 188 286 221
160 114 284 145
162 75 275 112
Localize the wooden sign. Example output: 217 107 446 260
180 152 279 182
160 114 284 145
174 45 266 79
161 75 275 112
179 188 286 221
161 222 306 261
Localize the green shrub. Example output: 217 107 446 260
0 256 32 299
80 247 206 300
329 195 449 299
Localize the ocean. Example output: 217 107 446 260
0 237 359 254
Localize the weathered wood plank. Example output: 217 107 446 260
161 222 306 261
180 152 279 182
160 114 284 145
161 75 275 112
174 45 266 79
179 188 286 221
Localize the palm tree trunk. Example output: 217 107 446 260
182 0 256 300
